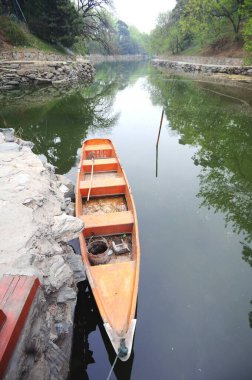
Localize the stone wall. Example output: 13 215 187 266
0 50 75 62
0 60 95 90
152 59 252 77
158 55 243 66
0 128 85 379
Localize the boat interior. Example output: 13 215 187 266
77 140 136 266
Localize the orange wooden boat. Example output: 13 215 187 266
76 138 140 361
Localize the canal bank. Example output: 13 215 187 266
0 50 95 91
0 128 85 379
0 49 147 91
152 56 252 80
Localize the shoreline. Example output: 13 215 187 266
0 128 85 379
152 57 252 81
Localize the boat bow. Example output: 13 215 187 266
104 319 137 361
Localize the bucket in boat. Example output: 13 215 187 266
87 237 110 265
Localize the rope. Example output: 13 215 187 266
87 156 94 202
106 353 119 380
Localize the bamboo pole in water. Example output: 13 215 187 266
156 109 164 147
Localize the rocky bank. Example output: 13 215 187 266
0 128 85 379
152 57 252 78
0 50 95 91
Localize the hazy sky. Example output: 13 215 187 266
113 0 177 33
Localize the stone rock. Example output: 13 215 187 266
35 77 52 84
52 214 84 242
59 184 70 196
67 253 86 283
7 81 20 85
18 139 34 149
57 174 75 200
26 74 36 80
0 84 15 90
0 128 15 142
48 255 73 290
0 142 19 152
45 341 69 379
46 72 54 79
0 132 5 144
57 286 76 303
26 355 50 380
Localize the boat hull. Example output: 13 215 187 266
76 139 140 360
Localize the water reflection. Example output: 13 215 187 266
148 72 252 329
0 61 147 174
148 73 252 242
69 281 134 380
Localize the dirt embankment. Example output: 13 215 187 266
201 39 245 58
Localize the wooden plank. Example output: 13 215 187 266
82 158 118 172
85 144 112 151
0 310 6 331
80 211 134 236
0 275 40 378
90 261 136 333
80 177 125 197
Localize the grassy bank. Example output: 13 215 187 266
0 16 64 53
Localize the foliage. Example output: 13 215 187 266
0 15 63 52
149 9 192 55
243 0 252 63
150 0 251 57
86 10 119 54
0 16 28 45
21 0 84 47
0 0 148 55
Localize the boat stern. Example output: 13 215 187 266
104 319 137 361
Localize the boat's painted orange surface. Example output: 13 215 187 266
0 275 40 378
76 138 140 360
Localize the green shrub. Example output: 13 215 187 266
0 16 29 46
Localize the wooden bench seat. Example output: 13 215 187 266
80 177 126 197
85 144 113 159
82 158 118 172
85 143 112 151
80 210 134 236
0 275 40 378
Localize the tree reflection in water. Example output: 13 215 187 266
0 61 147 174
148 71 252 326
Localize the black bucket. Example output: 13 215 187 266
87 238 110 265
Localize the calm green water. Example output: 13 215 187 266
1 62 252 380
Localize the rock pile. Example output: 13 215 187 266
0 128 85 379
0 61 95 90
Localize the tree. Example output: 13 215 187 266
243 0 252 62
182 0 246 42
149 10 190 55
84 9 118 53
15 0 84 47
211 0 245 41
77 0 114 44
